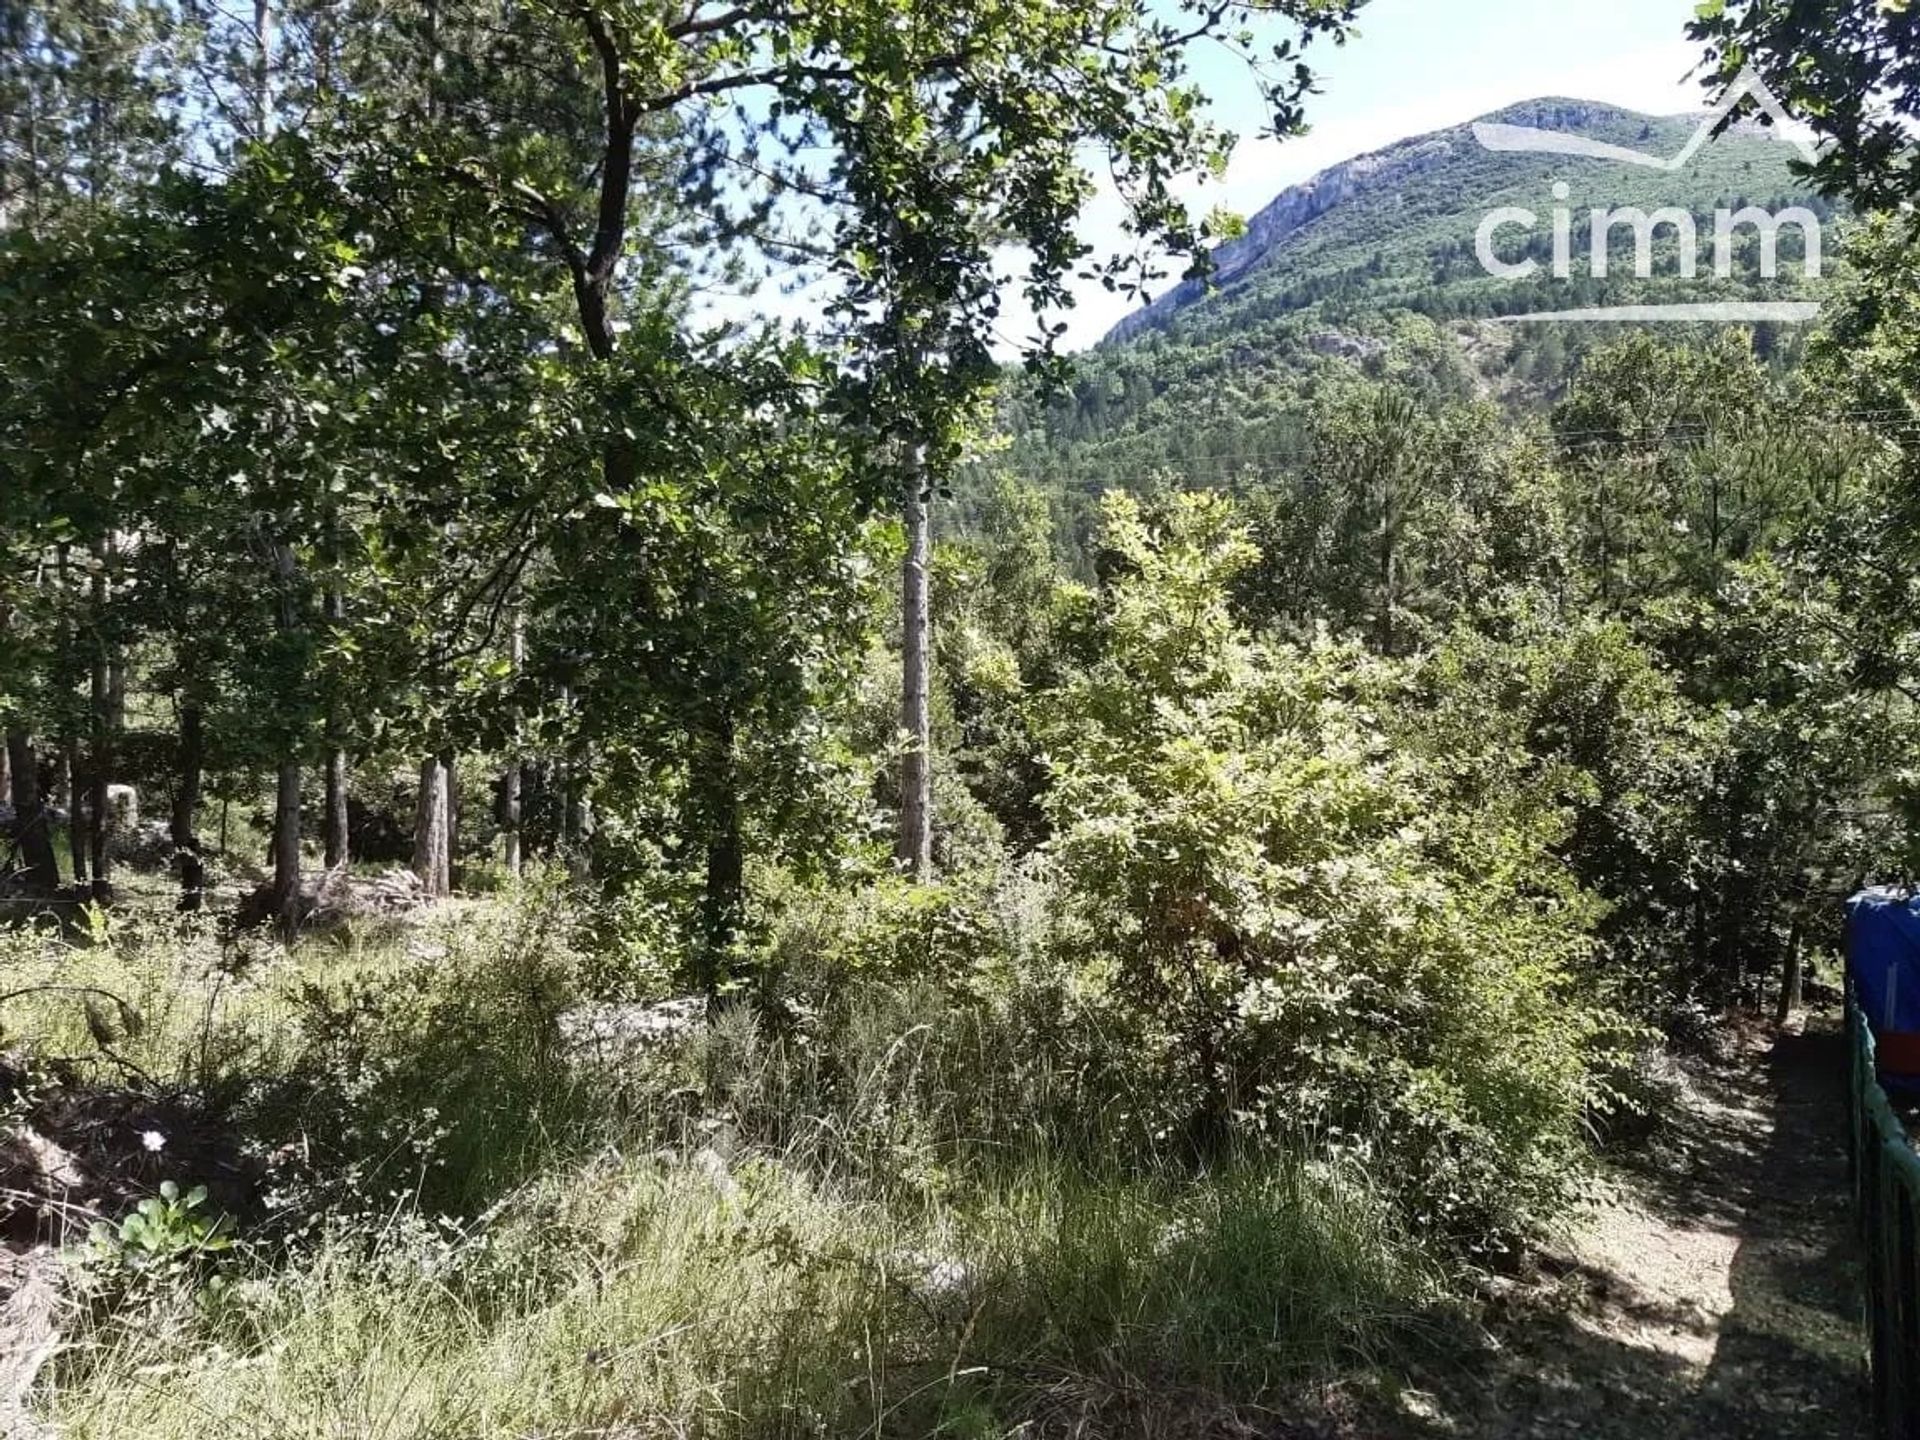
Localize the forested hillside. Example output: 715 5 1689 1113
4 0 1920 1437
991 99 1835 510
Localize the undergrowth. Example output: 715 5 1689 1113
4 884 1463 1439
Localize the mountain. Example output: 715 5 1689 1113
991 99 1833 499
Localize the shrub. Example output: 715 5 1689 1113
1032 493 1608 1240
260 887 596 1219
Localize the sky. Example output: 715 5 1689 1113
1033 0 1713 351
708 0 1718 352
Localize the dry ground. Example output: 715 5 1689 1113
1390 1016 1866 1439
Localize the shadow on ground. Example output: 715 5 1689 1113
1689 1026 1863 1439
1381 1018 1865 1439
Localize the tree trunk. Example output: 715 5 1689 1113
49 549 83 888
270 758 302 929
502 773 524 875
503 608 524 878
696 712 743 1002
62 740 86 889
502 765 523 876
4 731 58 893
896 450 933 878
88 625 113 905
107 650 125 733
444 751 459 891
554 684 574 859
0 739 11 807
267 536 304 929
412 755 450 899
1776 915 1806 1027
172 704 206 913
565 786 591 882
422 0 440 119
323 748 349 870
322 507 349 871
251 0 274 138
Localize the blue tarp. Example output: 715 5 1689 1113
1848 888 1920 1042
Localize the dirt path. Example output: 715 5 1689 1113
1402 1018 1866 1438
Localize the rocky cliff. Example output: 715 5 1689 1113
1103 99 1656 345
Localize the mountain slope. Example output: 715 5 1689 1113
994 99 1832 497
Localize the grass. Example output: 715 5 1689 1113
50 1151 1442 1439
2 913 292 1086
4 890 1456 1439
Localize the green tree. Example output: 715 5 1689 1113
1691 0 1920 210
1035 494 1601 1236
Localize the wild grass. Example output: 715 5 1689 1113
7 890 1456 1439
50 1149 1442 1439
1 909 298 1090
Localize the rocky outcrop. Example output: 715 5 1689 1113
1105 134 1460 344
1102 97 1657 345
1309 330 1387 362
558 997 705 1066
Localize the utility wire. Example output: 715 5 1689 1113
973 408 1920 491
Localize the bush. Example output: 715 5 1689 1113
259 887 596 1220
1030 494 1609 1240
29 885 1454 1438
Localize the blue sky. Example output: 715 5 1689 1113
710 0 1715 351
1037 0 1712 350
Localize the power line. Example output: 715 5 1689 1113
973 407 1920 492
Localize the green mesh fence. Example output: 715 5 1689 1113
1851 984 1920 1437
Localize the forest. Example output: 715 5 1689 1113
4 0 1920 1436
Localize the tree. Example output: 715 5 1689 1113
0 0 178 228
409 0 1369 895
1307 384 1435 651
1691 0 1920 210
2 732 59 893
1033 492 1599 1232
1 0 1375 1001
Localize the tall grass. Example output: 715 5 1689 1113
50 1149 1442 1439
12 895 1454 1439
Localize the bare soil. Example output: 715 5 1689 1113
1393 1016 1866 1439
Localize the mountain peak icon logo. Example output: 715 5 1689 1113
1471 67 1821 173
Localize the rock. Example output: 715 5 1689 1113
887 1248 977 1319
0 1248 60 1440
1106 134 1457 344
103 784 137 833
1396 1390 1452 1429
689 1146 739 1202
1308 331 1387 362
558 998 704 1063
